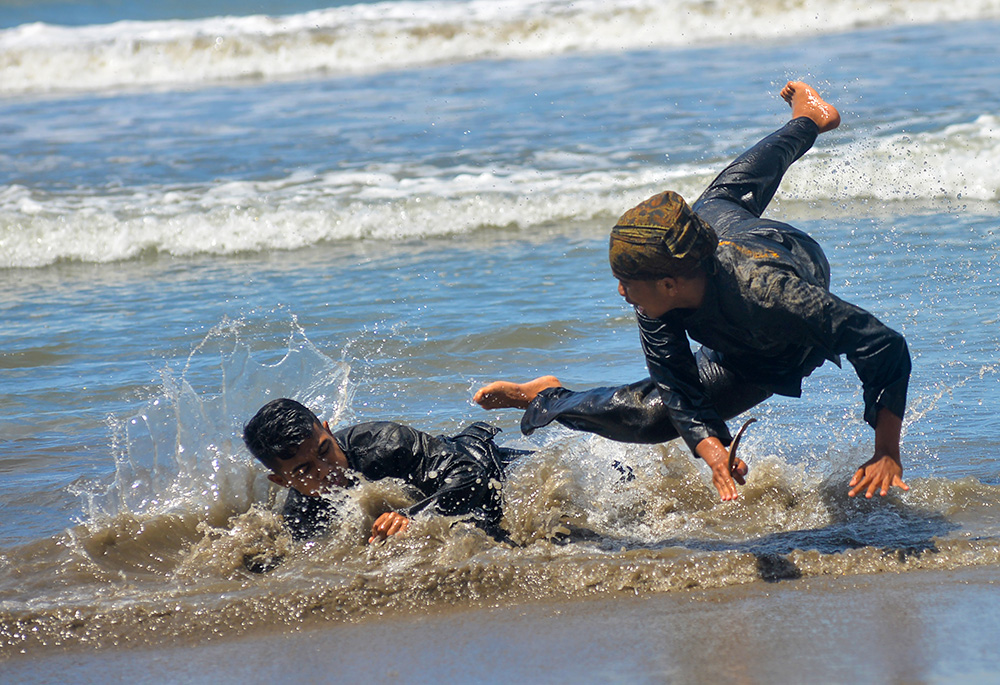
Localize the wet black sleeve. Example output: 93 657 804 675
745 267 911 425
344 422 504 525
398 457 500 521
402 432 504 526
636 312 733 453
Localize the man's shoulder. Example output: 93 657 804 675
333 421 427 466
716 225 830 292
334 420 410 442
716 227 792 264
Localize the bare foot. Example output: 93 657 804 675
473 375 562 410
781 81 841 133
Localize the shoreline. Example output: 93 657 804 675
5 566 999 683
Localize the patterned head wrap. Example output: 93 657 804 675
609 191 718 280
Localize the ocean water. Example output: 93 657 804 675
2 0 1000 661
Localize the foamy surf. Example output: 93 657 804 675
3 467 998 653
782 114 1000 203
3 115 997 268
3 0 1000 95
2 320 998 654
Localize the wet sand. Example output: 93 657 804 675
5 566 999 684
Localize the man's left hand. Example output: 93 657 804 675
850 408 909 498
848 454 909 498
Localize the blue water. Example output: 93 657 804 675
2 0 1000 668
0 0 360 29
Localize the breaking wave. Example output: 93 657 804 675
3 115 998 268
3 0 1000 95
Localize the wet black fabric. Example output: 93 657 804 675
522 351 771 445
281 421 516 541
523 117 911 454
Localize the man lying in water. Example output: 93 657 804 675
474 81 911 503
243 398 525 544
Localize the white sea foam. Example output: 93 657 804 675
2 0 999 95
2 116 998 267
781 115 1000 203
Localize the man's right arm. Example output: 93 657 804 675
347 421 503 530
637 312 732 454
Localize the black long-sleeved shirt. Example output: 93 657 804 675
280 421 509 540
637 226 911 452
519 119 911 455
640 119 910 453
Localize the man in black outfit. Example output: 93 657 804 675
474 81 911 503
243 398 521 543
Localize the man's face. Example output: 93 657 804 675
617 277 675 318
267 421 350 496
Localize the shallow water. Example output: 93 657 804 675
2 0 1000 659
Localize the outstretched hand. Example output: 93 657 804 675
713 454 749 502
849 454 908 498
369 511 410 543
849 408 908 498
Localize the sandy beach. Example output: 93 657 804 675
5 566 998 684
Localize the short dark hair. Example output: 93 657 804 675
243 398 320 471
